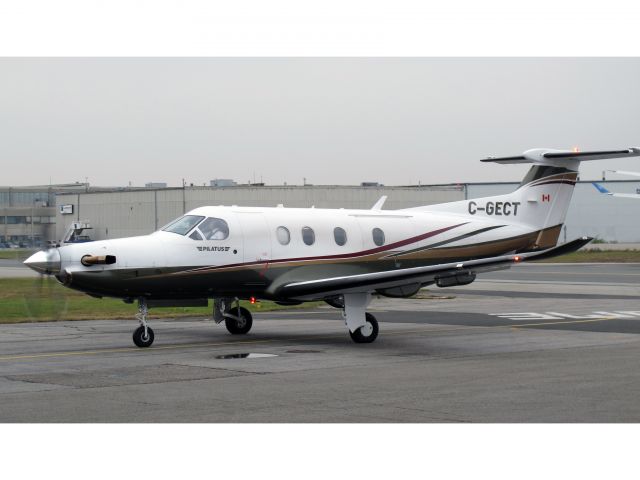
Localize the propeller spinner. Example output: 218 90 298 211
24 249 61 275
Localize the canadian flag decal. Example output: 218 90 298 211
542 194 551 202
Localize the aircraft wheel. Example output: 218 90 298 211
349 313 379 344
225 307 253 334
133 325 154 348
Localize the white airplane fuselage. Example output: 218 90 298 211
47 202 556 302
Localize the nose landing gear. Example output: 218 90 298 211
133 299 154 348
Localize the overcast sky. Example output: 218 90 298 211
1 58 639 187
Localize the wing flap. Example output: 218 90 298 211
276 237 593 299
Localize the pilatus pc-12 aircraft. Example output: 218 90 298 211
25 147 640 347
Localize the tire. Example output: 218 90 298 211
133 325 154 348
225 307 253 334
349 313 379 344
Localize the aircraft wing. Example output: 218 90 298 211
276 237 593 299
592 182 640 199
608 170 640 178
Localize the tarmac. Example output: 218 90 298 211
1 263 640 422
0 259 37 278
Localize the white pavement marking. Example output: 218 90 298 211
490 311 640 321
477 279 640 286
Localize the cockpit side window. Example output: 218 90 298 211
189 230 203 241
198 217 230 240
162 215 205 235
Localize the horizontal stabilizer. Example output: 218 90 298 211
482 148 640 164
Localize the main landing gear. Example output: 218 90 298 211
341 293 379 344
214 299 253 335
129 294 376 347
133 299 154 347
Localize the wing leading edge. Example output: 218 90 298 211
275 237 593 299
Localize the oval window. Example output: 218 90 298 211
276 226 290 245
333 227 347 246
372 227 385 246
301 226 315 246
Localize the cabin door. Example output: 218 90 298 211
236 212 272 264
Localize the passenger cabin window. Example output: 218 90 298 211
333 227 347 246
301 226 315 246
372 227 385 246
198 217 230 240
276 226 290 245
163 215 204 235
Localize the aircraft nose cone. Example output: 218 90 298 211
24 249 61 275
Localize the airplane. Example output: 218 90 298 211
593 169 640 199
24 147 640 348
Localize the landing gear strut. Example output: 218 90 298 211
342 293 379 344
133 298 154 348
214 298 253 335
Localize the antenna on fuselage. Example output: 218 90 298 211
371 196 387 211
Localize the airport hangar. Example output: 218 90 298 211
1 178 638 246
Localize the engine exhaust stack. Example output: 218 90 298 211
81 255 117 266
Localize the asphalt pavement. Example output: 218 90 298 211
0 262 639 422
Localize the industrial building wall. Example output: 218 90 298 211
1 206 56 245
466 181 640 243
55 186 465 242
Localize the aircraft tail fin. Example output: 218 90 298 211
592 182 612 195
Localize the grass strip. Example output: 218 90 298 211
0 277 322 324
535 250 640 263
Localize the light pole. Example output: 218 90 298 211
31 198 39 248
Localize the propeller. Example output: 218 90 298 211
22 247 69 322
23 248 61 275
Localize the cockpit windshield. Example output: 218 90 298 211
162 215 205 235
